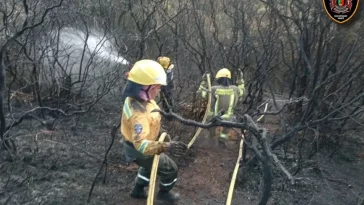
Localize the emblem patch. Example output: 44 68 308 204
134 124 143 134
322 0 360 24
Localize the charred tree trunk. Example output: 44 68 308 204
259 154 273 205
0 52 14 150
0 54 6 143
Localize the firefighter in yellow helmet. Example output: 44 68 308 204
121 59 187 203
156 56 175 112
197 68 245 147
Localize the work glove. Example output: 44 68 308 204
200 72 208 86
202 72 207 79
236 70 243 83
239 70 244 78
203 72 210 81
166 141 188 158
237 78 244 85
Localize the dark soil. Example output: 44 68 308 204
1 104 363 205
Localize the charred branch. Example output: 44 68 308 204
154 109 295 204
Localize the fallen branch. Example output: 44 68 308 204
42 139 103 162
271 153 295 184
260 128 295 185
152 109 249 129
4 91 105 139
154 109 295 205
87 121 120 204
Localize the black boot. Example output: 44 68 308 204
130 183 148 199
156 190 180 203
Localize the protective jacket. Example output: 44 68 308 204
121 97 167 156
197 79 245 120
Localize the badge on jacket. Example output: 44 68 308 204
134 124 143 134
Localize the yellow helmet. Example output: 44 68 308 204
157 56 174 70
215 68 231 79
128 59 167 85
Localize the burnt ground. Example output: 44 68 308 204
0 103 364 205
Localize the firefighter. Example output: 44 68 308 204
197 68 245 146
121 59 187 203
156 56 175 112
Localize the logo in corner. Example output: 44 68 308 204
322 0 360 23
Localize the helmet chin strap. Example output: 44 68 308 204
141 85 152 100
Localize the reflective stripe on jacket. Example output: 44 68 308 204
197 79 245 120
